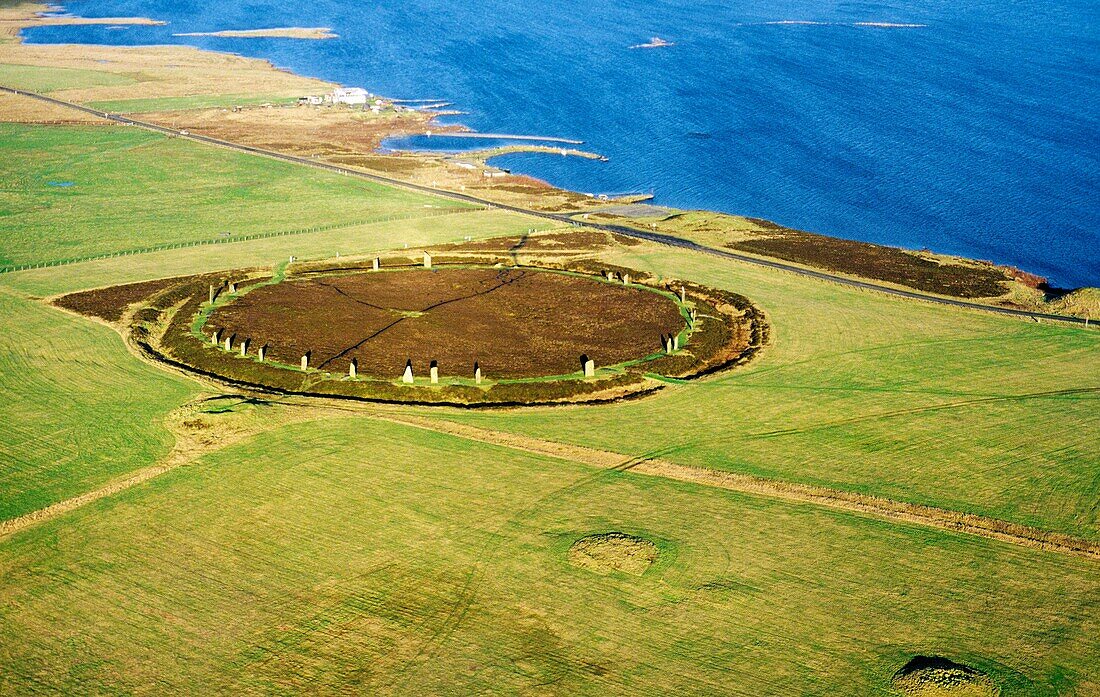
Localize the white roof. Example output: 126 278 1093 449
333 87 369 96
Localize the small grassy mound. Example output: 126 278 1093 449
568 532 658 576
891 656 998 696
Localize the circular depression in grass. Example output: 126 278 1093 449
207 267 686 380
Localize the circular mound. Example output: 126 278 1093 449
208 267 684 379
891 656 998 697
568 532 659 576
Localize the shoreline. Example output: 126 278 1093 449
2 2 1096 310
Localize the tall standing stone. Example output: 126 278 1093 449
301 353 309 371
349 359 357 378
581 355 595 377
229 281 237 294
210 329 220 345
372 257 380 271
673 334 679 350
430 360 439 384
224 335 233 351
606 270 616 282
664 335 673 353
208 284 216 304
474 362 482 385
257 345 266 362
423 253 432 269
240 338 249 357
622 273 631 285
680 286 686 303
402 359 414 383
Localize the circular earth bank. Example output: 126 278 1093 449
568 532 659 576
207 268 685 379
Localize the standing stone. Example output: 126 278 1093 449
224 335 233 351
664 335 673 353
402 359 414 383
240 338 249 357
622 273 631 285
208 284 216 304
301 353 309 371
430 360 439 384
605 270 616 281
680 286 687 303
583 358 596 377
349 359 357 378
229 281 237 294
210 329 220 345
673 334 679 350
372 257 380 271
474 362 482 385
289 255 295 263
257 345 266 362
690 308 697 323
423 253 432 269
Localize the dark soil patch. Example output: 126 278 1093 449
730 230 1009 298
207 268 685 379
891 656 997 696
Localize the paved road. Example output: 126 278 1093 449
4 84 1092 326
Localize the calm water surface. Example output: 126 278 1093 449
27 0 1100 286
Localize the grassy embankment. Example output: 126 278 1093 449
0 416 1096 694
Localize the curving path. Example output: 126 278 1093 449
2 85 1092 326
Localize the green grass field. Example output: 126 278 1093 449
0 123 471 268
0 121 1097 695
0 416 1095 695
0 287 194 521
0 63 136 93
86 95 299 113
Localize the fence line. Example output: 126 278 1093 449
0 207 482 274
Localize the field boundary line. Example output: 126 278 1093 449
0 207 479 274
1 84 1091 326
375 414 1100 561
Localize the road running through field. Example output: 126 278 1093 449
1 85 1092 326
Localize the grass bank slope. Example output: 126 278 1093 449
442 246 1100 539
0 416 1095 695
0 289 194 521
0 123 469 268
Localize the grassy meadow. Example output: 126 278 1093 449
0 123 471 268
0 416 1096 695
0 118 1096 696
0 287 194 521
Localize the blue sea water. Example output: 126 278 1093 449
25 0 1100 287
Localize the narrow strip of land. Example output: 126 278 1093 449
2 85 1091 326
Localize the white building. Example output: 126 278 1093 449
331 87 370 105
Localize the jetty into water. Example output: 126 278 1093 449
428 132 584 145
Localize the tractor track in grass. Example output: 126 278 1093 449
1 85 1093 327
368 413 1100 561
3 399 1096 563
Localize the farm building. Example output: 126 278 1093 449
331 87 370 105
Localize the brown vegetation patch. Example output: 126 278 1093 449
730 230 1008 298
207 267 684 379
891 656 998 696
54 277 184 322
568 532 658 576
0 91 104 124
